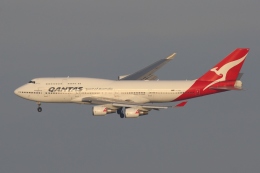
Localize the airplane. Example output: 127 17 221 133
14 48 249 118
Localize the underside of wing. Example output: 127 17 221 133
81 96 187 110
81 96 167 109
82 96 187 118
81 96 136 105
119 53 176 80
112 103 169 110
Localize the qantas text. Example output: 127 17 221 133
48 87 83 92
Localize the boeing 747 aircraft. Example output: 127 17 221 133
14 48 249 118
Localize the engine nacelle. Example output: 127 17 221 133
92 106 116 116
125 108 148 118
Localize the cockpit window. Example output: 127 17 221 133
28 81 35 84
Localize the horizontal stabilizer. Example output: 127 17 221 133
209 86 243 91
237 73 243 80
175 101 188 107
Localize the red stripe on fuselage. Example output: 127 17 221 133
173 80 225 101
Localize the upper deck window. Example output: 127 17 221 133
28 81 35 84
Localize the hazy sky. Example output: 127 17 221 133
1 0 260 172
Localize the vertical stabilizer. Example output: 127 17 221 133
198 48 249 82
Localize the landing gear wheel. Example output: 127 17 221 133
117 108 125 118
37 107 42 112
120 113 124 118
36 102 42 112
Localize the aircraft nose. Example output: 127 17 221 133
14 88 19 95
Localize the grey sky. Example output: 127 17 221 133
1 0 260 172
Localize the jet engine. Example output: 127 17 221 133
125 108 148 118
92 106 116 116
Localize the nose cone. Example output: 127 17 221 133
14 88 19 95
14 87 22 96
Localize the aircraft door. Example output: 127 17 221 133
62 79 70 100
75 89 81 98
114 90 120 98
62 79 68 86
148 90 153 98
38 87 48 97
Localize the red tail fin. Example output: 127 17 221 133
198 48 249 81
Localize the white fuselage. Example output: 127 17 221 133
13 48 249 116
14 77 197 104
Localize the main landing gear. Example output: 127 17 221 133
37 102 42 112
117 107 125 118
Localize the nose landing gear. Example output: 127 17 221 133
37 102 42 112
37 107 42 112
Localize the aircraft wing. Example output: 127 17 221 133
81 96 187 110
82 96 136 105
112 101 187 109
119 53 176 80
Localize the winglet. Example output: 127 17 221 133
175 101 187 107
166 53 176 60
